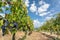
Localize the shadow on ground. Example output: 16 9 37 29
41 33 60 40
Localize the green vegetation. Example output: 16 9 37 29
39 13 60 34
37 13 60 40
0 0 34 40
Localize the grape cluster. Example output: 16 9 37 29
1 19 8 36
1 19 18 36
1 25 6 36
13 20 18 29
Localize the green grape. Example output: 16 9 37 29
0 0 34 40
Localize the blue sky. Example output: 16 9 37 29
0 0 60 28
24 0 60 28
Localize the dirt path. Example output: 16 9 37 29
0 31 54 40
25 31 50 40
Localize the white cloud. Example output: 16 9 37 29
45 16 52 20
37 0 50 16
25 0 29 7
30 2 37 12
39 12 50 16
33 19 42 28
39 0 46 5
38 3 50 13
29 0 50 17
39 12 48 16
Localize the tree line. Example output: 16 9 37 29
39 13 60 35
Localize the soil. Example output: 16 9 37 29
0 31 54 40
